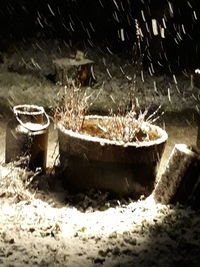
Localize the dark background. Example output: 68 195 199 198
0 0 200 71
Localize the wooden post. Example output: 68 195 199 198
196 111 200 149
193 69 200 89
153 144 200 205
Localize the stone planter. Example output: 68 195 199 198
57 115 168 198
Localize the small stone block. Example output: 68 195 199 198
53 57 94 86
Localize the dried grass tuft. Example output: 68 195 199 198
54 80 101 132
54 81 162 143
105 102 162 142
0 160 36 203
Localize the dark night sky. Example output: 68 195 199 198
0 0 200 69
0 1 199 39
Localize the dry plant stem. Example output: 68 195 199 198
55 81 103 133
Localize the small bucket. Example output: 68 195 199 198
5 104 50 172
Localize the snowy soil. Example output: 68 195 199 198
0 39 200 266
1 164 200 267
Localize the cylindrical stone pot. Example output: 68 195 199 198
57 115 168 198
